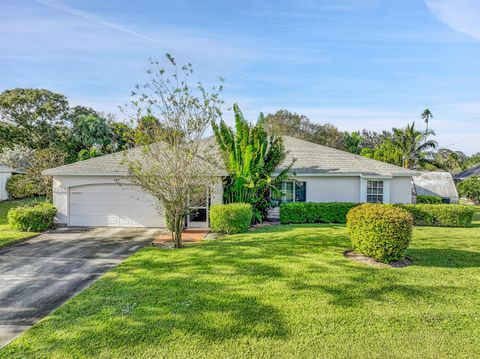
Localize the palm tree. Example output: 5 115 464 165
421 108 433 132
433 148 466 173
391 122 438 169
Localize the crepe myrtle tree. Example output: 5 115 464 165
122 54 223 248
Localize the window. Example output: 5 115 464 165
274 181 307 204
190 208 207 222
367 180 384 203
283 182 294 203
295 182 307 202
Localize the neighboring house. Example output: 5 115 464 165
413 171 459 204
0 165 15 201
43 136 418 228
454 164 480 181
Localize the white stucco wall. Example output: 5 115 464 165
0 173 12 201
292 175 413 204
295 176 361 203
52 175 224 226
390 177 413 204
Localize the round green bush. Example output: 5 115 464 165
6 174 39 199
8 201 56 232
210 203 253 234
347 204 413 263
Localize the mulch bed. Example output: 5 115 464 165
152 228 211 248
343 250 412 268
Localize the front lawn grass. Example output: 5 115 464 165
0 198 44 249
2 219 480 358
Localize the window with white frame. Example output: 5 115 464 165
367 180 384 203
273 181 307 204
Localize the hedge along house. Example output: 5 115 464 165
43 135 418 228
0 165 17 201
413 171 459 204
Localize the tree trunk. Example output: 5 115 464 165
173 215 184 248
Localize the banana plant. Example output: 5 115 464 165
212 104 293 222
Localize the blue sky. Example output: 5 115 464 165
1 0 479 154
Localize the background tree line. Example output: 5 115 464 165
0 88 163 198
265 109 480 172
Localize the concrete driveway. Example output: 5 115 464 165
0 227 162 348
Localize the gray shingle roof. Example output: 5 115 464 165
44 135 417 177
413 171 458 199
278 136 417 176
454 164 480 180
43 144 227 176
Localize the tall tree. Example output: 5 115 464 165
359 129 392 149
421 108 433 132
457 177 480 204
433 148 466 173
71 114 112 156
135 115 163 145
344 131 363 154
264 109 345 149
108 121 135 152
28 148 67 201
0 144 34 172
462 153 480 171
122 55 223 248
213 104 293 223
391 122 438 169
360 139 403 166
0 88 69 149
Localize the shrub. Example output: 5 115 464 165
210 203 253 234
457 177 480 204
8 201 56 232
280 202 360 224
416 195 442 204
6 174 40 199
398 204 474 227
347 204 413 263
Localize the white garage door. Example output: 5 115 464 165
69 184 165 227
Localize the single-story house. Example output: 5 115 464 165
43 136 418 228
413 171 459 204
454 164 480 181
0 165 16 201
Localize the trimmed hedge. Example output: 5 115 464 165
280 202 359 224
416 195 442 204
8 201 56 232
347 204 413 263
6 174 39 199
398 204 474 227
210 203 253 234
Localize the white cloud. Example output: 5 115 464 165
425 0 480 40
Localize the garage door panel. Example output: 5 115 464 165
70 192 153 203
70 205 159 216
69 184 164 227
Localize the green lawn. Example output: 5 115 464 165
2 210 480 358
0 198 43 249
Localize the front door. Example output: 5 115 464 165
187 193 209 228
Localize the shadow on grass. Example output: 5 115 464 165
5 223 479 356
408 248 480 268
